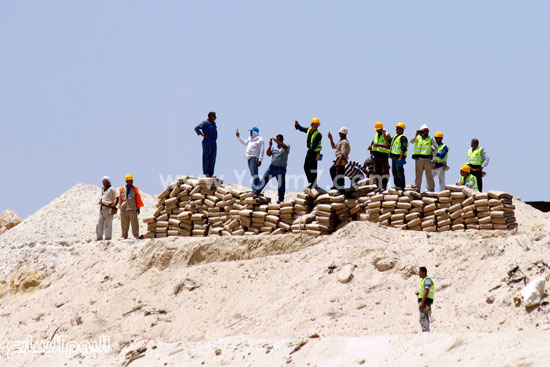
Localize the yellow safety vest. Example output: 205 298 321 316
413 135 433 157
372 133 390 154
419 276 435 300
307 128 322 152
467 147 484 166
390 134 408 157
433 144 449 164
460 174 478 190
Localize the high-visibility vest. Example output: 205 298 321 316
466 147 484 166
119 186 144 209
306 128 322 152
433 144 449 164
413 135 434 157
460 174 478 190
390 134 408 157
419 276 435 300
372 133 390 154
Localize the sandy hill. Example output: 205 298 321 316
0 185 549 366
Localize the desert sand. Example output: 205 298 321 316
1 183 549 366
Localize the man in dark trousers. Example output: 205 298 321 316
466 138 489 192
194 112 218 177
369 121 391 190
256 134 290 203
295 118 322 188
390 122 408 191
328 127 350 193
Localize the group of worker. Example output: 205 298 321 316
96 174 144 241
369 121 489 192
194 113 490 199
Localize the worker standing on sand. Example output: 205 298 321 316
255 134 290 203
457 164 479 190
432 131 449 192
369 121 391 190
390 122 408 191
194 112 218 178
417 266 434 332
295 118 323 189
119 174 144 239
328 127 350 193
466 138 489 192
236 127 265 197
96 176 118 241
412 124 438 192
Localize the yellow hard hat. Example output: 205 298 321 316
396 122 406 129
374 121 384 130
125 174 134 181
460 165 470 173
434 131 444 138
311 117 320 125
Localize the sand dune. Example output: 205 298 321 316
0 184 549 366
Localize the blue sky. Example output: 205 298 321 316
1 1 548 217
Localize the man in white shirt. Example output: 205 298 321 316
236 126 265 196
96 176 118 241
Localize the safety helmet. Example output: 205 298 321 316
311 117 320 125
125 174 134 181
374 121 384 130
396 122 406 129
434 131 444 138
460 165 471 173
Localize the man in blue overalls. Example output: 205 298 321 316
194 112 218 177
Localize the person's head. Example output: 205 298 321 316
125 174 134 187
374 121 384 134
207 111 216 122
419 266 427 278
250 126 259 136
310 117 320 130
419 124 429 137
471 138 479 149
276 134 284 143
102 176 111 188
338 127 348 139
434 131 444 145
396 122 406 135
460 164 470 177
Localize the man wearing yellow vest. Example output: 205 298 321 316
119 174 144 239
389 122 408 191
466 138 489 192
295 118 322 189
369 121 391 190
457 164 479 190
417 266 434 332
411 124 438 192
431 131 449 192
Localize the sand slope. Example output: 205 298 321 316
1 185 550 366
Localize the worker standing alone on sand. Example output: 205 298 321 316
119 174 144 239
417 266 435 332
295 118 323 189
96 176 118 241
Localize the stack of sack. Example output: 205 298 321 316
143 177 518 238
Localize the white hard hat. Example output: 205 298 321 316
420 124 429 130
338 127 348 135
